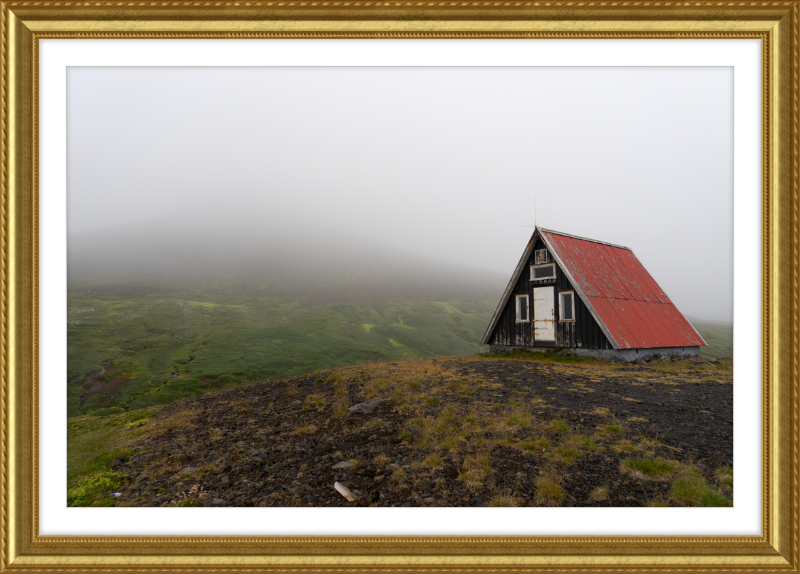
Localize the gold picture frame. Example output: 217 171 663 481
1 4 798 572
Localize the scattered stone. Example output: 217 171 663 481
174 466 197 478
334 481 359 502
348 398 382 415
108 459 120 469
117 453 128 462
107 355 732 509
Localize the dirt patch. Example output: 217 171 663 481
80 367 131 407
111 356 732 508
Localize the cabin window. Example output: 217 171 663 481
559 291 575 322
534 249 549 264
530 263 556 280
515 294 530 323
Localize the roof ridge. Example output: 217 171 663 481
538 227 632 251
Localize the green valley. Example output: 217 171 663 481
68 293 496 417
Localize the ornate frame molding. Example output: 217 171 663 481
1 6 798 572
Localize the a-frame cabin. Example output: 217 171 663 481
481 228 706 360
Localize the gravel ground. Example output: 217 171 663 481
114 354 732 507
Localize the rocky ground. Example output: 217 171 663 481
111 353 733 508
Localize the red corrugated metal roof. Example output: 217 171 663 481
540 229 705 349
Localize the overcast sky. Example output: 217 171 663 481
67 66 733 322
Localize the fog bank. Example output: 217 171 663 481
68 66 734 321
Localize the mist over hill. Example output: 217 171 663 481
68 213 508 303
66 214 511 417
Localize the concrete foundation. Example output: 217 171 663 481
489 345 550 354
488 345 701 362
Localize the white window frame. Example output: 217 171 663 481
530 263 556 281
559 290 576 322
534 249 549 264
515 294 530 323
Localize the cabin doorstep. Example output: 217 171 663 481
481 227 706 361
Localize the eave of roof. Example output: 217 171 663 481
536 227 632 251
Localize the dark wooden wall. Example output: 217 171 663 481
487 237 612 349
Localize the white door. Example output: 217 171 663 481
533 286 555 342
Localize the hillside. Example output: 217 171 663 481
689 318 733 358
68 294 496 418
68 352 733 508
68 292 731 419
66 213 518 417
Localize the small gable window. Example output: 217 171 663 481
530 263 556 281
515 294 530 323
534 249 550 264
559 291 575 322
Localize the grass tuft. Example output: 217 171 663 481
588 486 609 501
534 472 565 506
612 440 637 453
67 471 122 507
716 466 733 489
458 454 492 492
423 453 444 469
305 393 327 410
545 419 570 434
670 467 730 507
623 458 675 478
521 437 550 453
489 494 519 507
